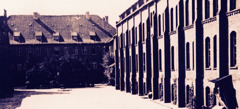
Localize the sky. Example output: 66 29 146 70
0 0 137 27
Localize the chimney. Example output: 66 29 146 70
33 12 40 20
86 11 90 20
4 9 7 17
105 16 109 23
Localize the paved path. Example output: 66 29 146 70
16 84 171 109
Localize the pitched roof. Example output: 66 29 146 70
7 13 116 45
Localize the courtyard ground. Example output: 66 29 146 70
0 84 173 109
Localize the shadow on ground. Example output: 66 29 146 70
0 90 68 109
0 84 108 109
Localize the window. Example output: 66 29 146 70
171 8 174 31
129 30 131 45
159 49 162 71
186 43 190 69
205 37 211 68
129 56 132 72
171 46 175 70
17 48 22 56
213 36 217 68
92 62 97 69
54 47 60 55
64 47 69 55
83 46 87 55
163 13 165 31
230 0 236 11
186 0 189 26
230 31 237 67
142 23 145 41
139 24 142 42
135 27 138 45
136 54 139 72
213 0 218 16
192 42 195 70
143 53 146 72
192 0 195 23
132 27 135 44
37 48 41 56
158 15 161 36
74 47 78 55
176 6 178 27
91 46 96 55
205 0 210 19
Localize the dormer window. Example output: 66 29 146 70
35 31 43 42
71 32 79 41
14 32 21 42
53 32 60 41
90 31 100 41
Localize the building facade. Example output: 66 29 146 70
115 0 240 108
7 12 116 86
0 10 12 97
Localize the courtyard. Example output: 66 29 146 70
0 84 172 109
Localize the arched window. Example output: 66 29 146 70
171 8 174 31
186 42 190 69
213 0 218 16
205 37 211 68
230 31 237 67
213 36 217 68
205 0 210 19
159 49 162 71
158 15 161 36
186 0 189 26
171 46 175 70
230 0 236 11
192 0 195 23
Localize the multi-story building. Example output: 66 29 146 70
7 12 116 86
0 10 12 97
115 0 240 108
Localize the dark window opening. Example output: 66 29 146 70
158 15 161 36
186 0 189 26
136 54 139 72
192 0 195 23
171 46 175 70
129 56 132 72
186 43 190 69
213 0 218 16
143 53 146 72
171 8 174 31
135 27 138 45
205 0 210 19
192 42 195 70
230 0 236 11
143 23 145 41
213 36 217 68
176 6 178 27
159 49 162 71
91 46 96 55
205 37 211 68
230 31 237 67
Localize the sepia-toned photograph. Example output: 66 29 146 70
0 0 240 109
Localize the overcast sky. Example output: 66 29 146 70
0 0 136 27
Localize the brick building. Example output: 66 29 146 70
0 10 12 97
7 12 116 86
115 0 240 108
